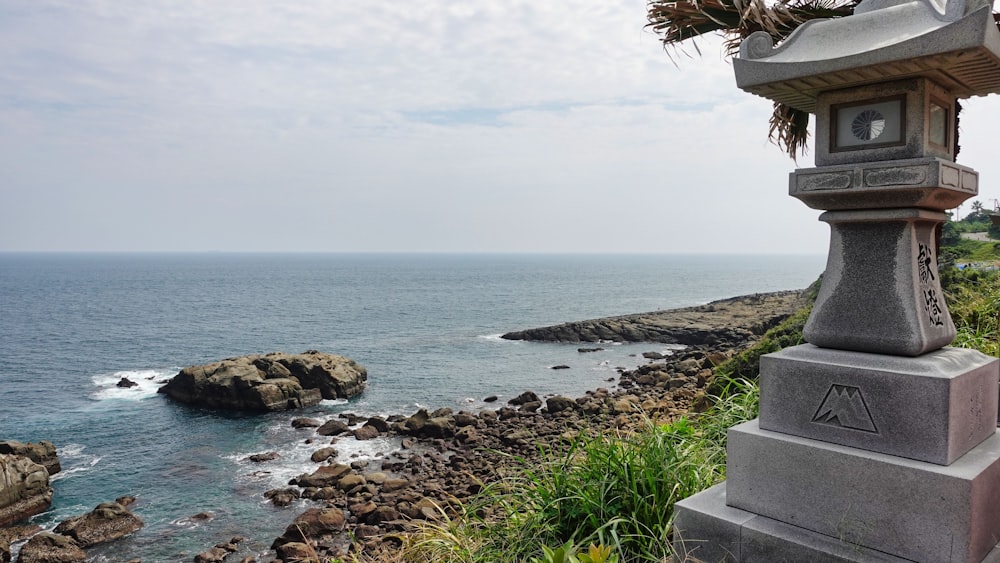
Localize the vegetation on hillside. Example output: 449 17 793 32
328 224 1000 563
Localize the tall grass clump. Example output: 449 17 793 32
945 268 1000 357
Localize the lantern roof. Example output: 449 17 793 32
734 0 1000 112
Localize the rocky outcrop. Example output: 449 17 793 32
501 290 809 348
16 532 86 563
0 454 51 527
0 441 60 476
158 351 367 411
52 499 144 548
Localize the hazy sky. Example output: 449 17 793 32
3 1 1000 254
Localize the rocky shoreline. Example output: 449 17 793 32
248 289 810 561
501 290 810 348
1 289 808 562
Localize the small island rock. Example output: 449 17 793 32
157 351 366 412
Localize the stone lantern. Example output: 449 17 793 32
672 0 1000 561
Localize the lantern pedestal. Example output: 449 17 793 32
674 427 1000 563
673 345 1000 562
804 208 955 357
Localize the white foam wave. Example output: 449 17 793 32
477 333 509 342
227 418 405 492
319 398 349 407
90 368 173 401
50 443 102 482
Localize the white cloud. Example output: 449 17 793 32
0 0 833 253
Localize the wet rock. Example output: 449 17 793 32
194 546 229 563
53 500 143 548
264 488 300 506
16 532 86 563
292 418 322 428
364 417 390 433
353 425 380 441
310 447 339 463
578 347 604 353
116 377 138 388
483 395 498 403
316 419 351 436
508 391 539 406
247 451 280 463
190 511 213 520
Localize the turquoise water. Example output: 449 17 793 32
0 252 824 560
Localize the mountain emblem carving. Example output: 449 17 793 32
812 384 877 433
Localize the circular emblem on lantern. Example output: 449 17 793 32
851 109 886 141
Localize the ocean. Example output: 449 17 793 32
0 252 825 561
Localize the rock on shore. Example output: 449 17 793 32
256 345 727 561
0 454 51 528
501 290 809 348
158 351 367 411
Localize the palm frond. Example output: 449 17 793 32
768 102 811 160
646 0 858 157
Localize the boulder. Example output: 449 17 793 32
295 464 352 488
0 441 60 475
316 419 351 436
291 418 322 428
15 532 86 563
247 451 280 463
310 447 339 463
353 426 380 441
546 396 576 414
508 391 539 406
157 351 366 411
272 507 346 548
116 377 138 388
0 454 52 527
274 542 314 561
264 488 300 507
53 500 143 547
421 417 455 439
403 409 430 434
194 546 229 563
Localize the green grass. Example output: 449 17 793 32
399 248 1000 563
